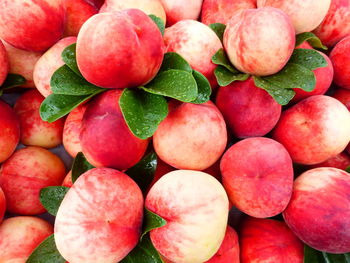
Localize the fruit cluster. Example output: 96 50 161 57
0 0 350 263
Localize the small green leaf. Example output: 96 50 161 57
289 49 328 70
120 89 168 139
40 92 102 123
39 186 69 216
141 209 167 240
142 70 198 102
71 152 95 183
0 74 26 95
120 234 164 263
126 151 157 193
51 65 105 96
149 14 165 36
26 235 65 263
191 70 211 104
346 166 350 173
215 66 249 86
212 49 236 72
209 23 226 42
253 76 296 105
304 245 350 263
160 52 192 73
296 32 328 50
61 43 81 76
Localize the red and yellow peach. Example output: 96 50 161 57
223 7 295 76
0 41 9 86
0 146 66 215
330 35 350 89
55 168 144 263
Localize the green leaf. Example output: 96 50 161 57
296 32 328 50
39 186 69 216
51 65 104 96
120 235 164 263
209 23 226 42
289 49 328 70
212 49 236 72
0 74 26 95
71 152 95 183
304 245 350 263
126 151 157 193
159 52 192 73
61 43 81 76
142 70 198 102
253 76 296 105
346 166 350 173
149 14 165 36
214 66 249 86
141 208 167 240
120 89 168 139
26 235 65 263
40 91 104 123
191 70 211 104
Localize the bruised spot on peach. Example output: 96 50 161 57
283 167 350 253
0 146 66 215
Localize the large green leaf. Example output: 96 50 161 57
26 235 66 263
39 186 69 216
0 74 26 95
71 152 95 183
296 32 327 50
120 89 168 139
149 15 165 36
289 49 328 71
142 70 198 102
61 43 81 76
120 235 164 263
191 70 211 104
304 245 350 263
159 52 192 73
208 23 226 42
141 209 167 240
126 151 157 193
214 66 249 86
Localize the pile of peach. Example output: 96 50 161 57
1 0 350 263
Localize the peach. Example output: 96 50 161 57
273 95 350 165
55 168 144 263
240 217 304 262
216 77 282 138
223 7 295 76
100 0 166 24
283 167 350 253
164 20 223 88
153 101 227 170
201 0 256 25
311 152 350 170
0 0 65 52
33 37 77 97
0 100 20 163
0 40 9 86
257 0 330 34
147 158 175 192
64 0 98 37
0 146 66 215
63 104 87 157
159 0 203 26
1 40 42 88
205 226 239 263
330 36 350 89
76 9 165 89
145 170 229 263
221 137 293 218
62 171 73 188
14 89 64 148
333 88 350 110
80 89 149 170
292 52 333 102
0 216 53 262
0 187 5 223
313 0 350 47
